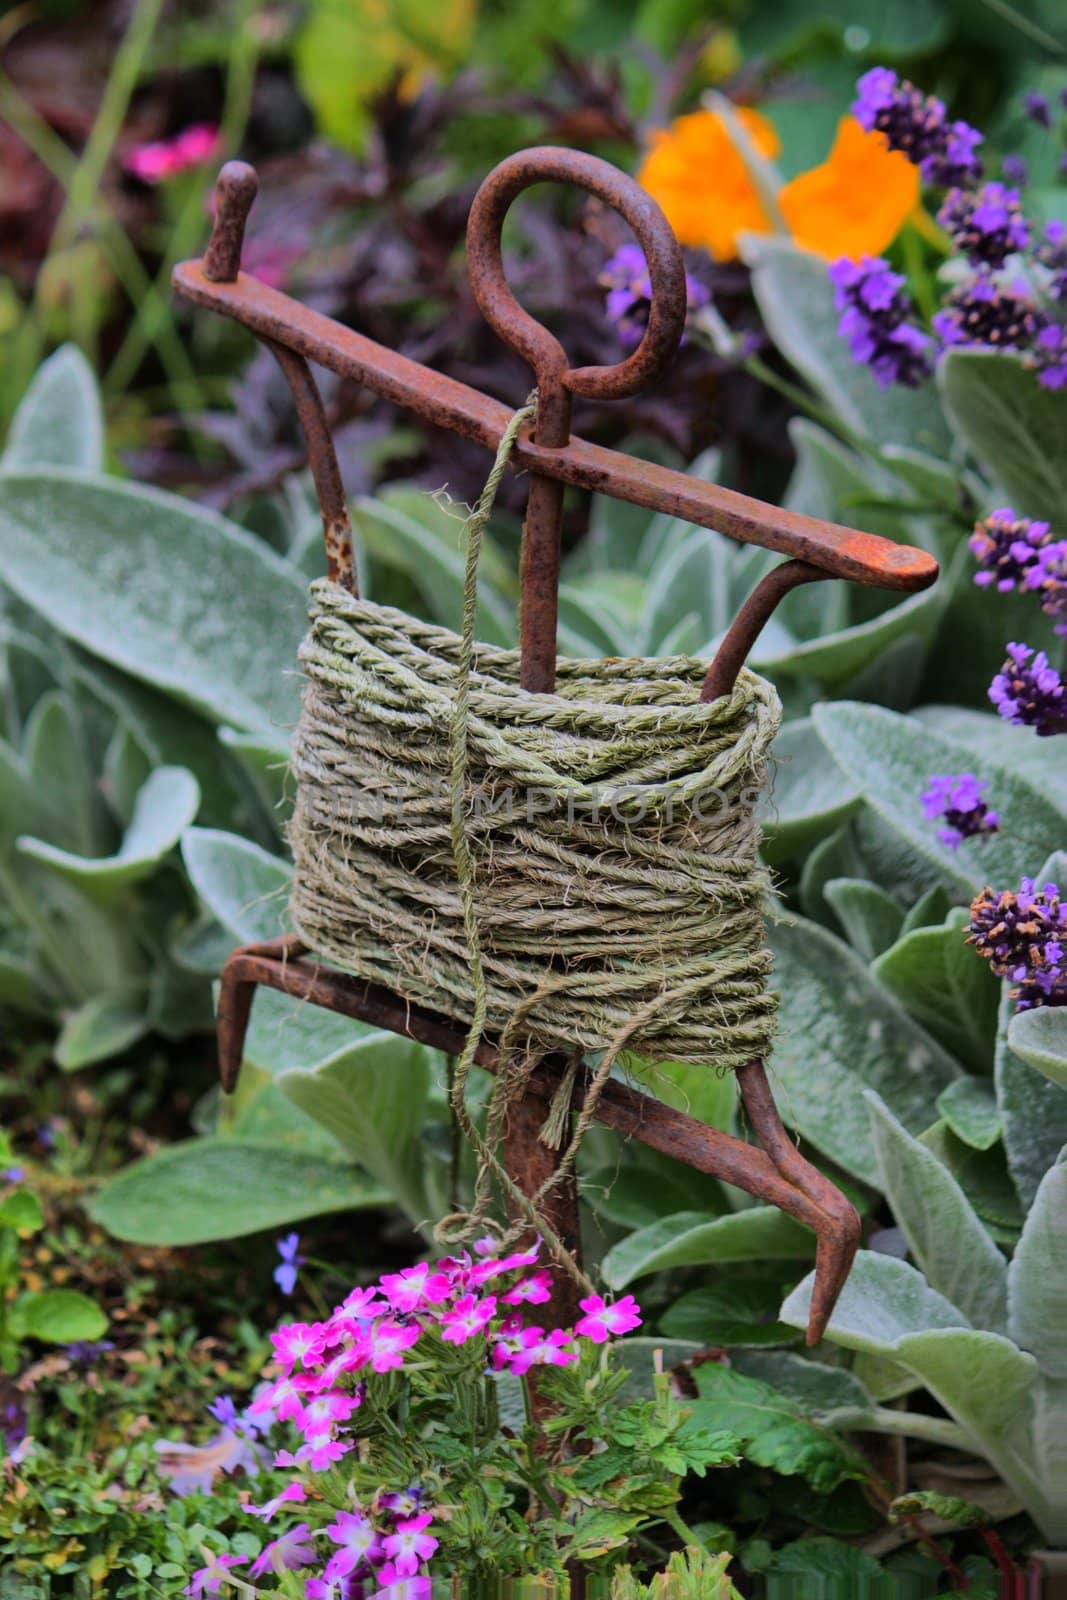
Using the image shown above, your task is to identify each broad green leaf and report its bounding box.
[218,727,291,824]
[760,1537,886,1587]
[689,1364,866,1494]
[744,237,951,453]
[0,1190,43,1232]
[585,1152,730,1231]
[2,345,103,473]
[767,915,960,1179]
[996,985,1067,1210]
[889,1490,989,1529]
[937,1078,1002,1151]
[759,719,861,864]
[601,1208,813,1290]
[54,991,149,1070]
[728,1351,874,1423]
[625,1055,736,1133]
[0,471,307,734]
[18,767,200,904]
[21,689,93,854]
[813,701,1067,895]
[220,1074,349,1161]
[1008,1005,1067,1090]
[278,1033,435,1226]
[756,586,942,690]
[1008,1160,1067,1377]
[917,706,1067,809]
[866,1091,1008,1333]
[661,1279,796,1348]
[822,879,904,962]
[921,1121,1024,1239]
[88,1139,387,1245]
[102,721,153,826]
[900,884,954,935]
[0,952,48,1015]
[242,985,376,1076]
[895,1328,1038,1440]
[781,1251,968,1355]
[872,915,1000,1074]
[938,348,1067,517]
[181,827,291,942]
[14,1288,107,1344]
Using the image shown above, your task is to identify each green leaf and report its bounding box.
[920,1121,1024,1239]
[625,1055,737,1133]
[0,952,48,1015]
[813,701,1067,895]
[689,1364,866,1494]
[601,1208,814,1290]
[761,1536,887,1588]
[2,346,103,473]
[937,1078,1002,1151]
[866,1091,1008,1333]
[21,689,93,854]
[872,915,1000,1074]
[1007,1005,1067,1090]
[767,915,960,1180]
[822,879,904,962]
[278,1033,436,1226]
[916,706,1067,809]
[0,471,307,734]
[744,237,951,453]
[181,827,291,942]
[1007,1159,1067,1377]
[15,1288,107,1344]
[781,1250,968,1356]
[895,1328,1038,1440]
[890,1489,989,1529]
[760,719,861,864]
[18,766,200,905]
[0,1190,43,1232]
[88,1140,387,1245]
[54,992,149,1070]
[242,985,376,1076]
[660,1279,796,1348]
[728,1351,874,1423]
[218,727,291,823]
[938,348,1067,517]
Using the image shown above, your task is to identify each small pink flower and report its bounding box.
[272,1321,325,1371]
[575,1293,642,1343]
[439,1293,496,1345]
[298,1389,361,1439]
[249,1522,317,1577]
[324,1509,382,1580]
[124,122,220,184]
[373,1565,433,1596]
[184,1552,247,1596]
[502,1270,553,1306]
[336,1285,386,1319]
[382,1513,438,1577]
[249,1373,305,1423]
[507,1326,578,1375]
[368,1319,420,1373]
[246,1480,307,1520]
[275,1436,353,1471]
[380,1263,448,1313]
[473,1235,498,1256]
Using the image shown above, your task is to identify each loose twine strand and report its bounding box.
[288,394,781,1287]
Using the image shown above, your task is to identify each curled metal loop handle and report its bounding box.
[466,145,688,400]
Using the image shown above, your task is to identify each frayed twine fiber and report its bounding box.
[287,396,781,1271]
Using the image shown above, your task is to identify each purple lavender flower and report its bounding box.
[969,506,1051,591]
[1023,91,1051,129]
[853,67,983,187]
[599,243,709,350]
[1002,155,1029,186]
[828,255,934,388]
[63,1340,114,1365]
[2,1400,26,1451]
[932,272,1037,351]
[1030,322,1067,389]
[274,1232,305,1297]
[921,773,1000,850]
[989,642,1067,735]
[1035,219,1067,300]
[0,1168,24,1185]
[969,878,1067,1008]
[1024,539,1067,634]
[937,183,1029,267]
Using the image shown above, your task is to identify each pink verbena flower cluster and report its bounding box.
[222,1243,641,1595]
[124,123,221,184]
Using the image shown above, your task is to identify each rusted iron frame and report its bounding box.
[264,341,356,594]
[217,938,859,1345]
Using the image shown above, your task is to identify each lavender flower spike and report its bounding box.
[989,642,1067,735]
[1024,539,1067,634]
[969,878,1067,1009]
[932,272,1037,352]
[969,506,1051,592]
[937,182,1029,268]
[829,255,934,388]
[599,243,709,350]
[853,67,983,187]
[921,773,999,850]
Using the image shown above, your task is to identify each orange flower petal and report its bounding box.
[779,116,920,261]
[638,106,782,261]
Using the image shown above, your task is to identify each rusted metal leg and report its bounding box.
[701,559,826,702]
[216,934,308,1091]
[504,1083,584,1330]
[737,1059,861,1343]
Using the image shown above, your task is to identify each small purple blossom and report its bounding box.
[249,1522,317,1578]
[829,255,934,388]
[1030,322,1067,389]
[969,506,1051,591]
[1024,539,1067,634]
[921,773,999,850]
[989,642,1067,735]
[63,1340,114,1365]
[932,271,1037,351]
[937,183,1029,267]
[853,67,983,187]
[274,1232,305,1297]
[1023,91,1051,129]
[0,1168,24,1184]
[184,1552,248,1597]
[1035,219,1067,301]
[2,1400,26,1451]
[969,879,1067,1008]
[599,243,709,350]
[1002,155,1029,186]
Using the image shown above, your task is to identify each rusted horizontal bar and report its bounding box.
[173,262,937,594]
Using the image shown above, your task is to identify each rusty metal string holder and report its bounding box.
[174,148,938,1345]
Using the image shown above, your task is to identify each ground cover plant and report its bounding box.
[2,0,1067,1593]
